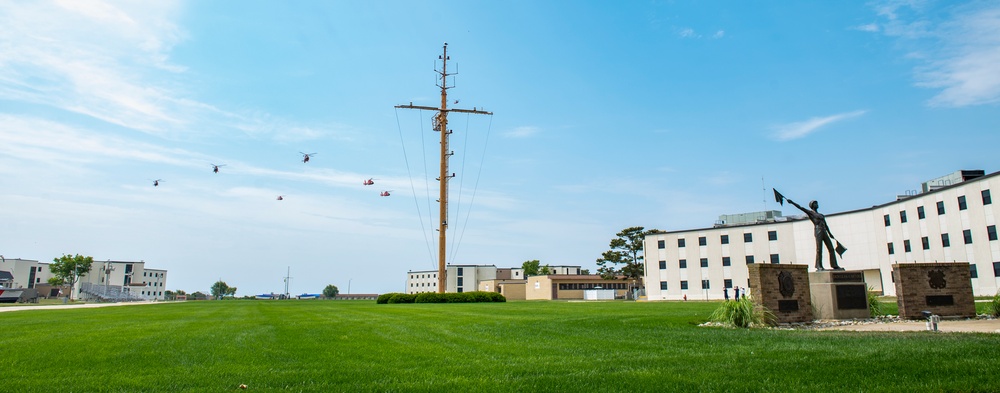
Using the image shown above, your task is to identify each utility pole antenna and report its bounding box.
[396,43,492,293]
[283,266,292,299]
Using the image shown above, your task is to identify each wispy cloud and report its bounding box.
[712,30,725,39]
[853,23,880,32]
[503,126,540,138]
[866,1,1000,107]
[771,110,867,141]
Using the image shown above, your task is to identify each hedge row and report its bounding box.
[376,291,506,304]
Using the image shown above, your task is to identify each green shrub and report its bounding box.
[376,293,399,304]
[415,293,447,303]
[387,293,417,304]
[709,296,774,328]
[990,292,1000,317]
[380,291,506,304]
[867,286,883,317]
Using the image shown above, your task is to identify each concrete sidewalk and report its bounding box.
[819,318,1000,333]
[0,301,165,313]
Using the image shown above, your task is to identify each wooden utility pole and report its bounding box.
[396,43,492,293]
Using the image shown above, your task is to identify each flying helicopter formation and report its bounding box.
[150,153,392,198]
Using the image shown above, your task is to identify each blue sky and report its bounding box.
[2,1,998,296]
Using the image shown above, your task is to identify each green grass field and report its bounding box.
[2,300,997,392]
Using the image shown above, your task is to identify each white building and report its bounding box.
[644,169,1000,300]
[0,257,168,301]
[407,264,527,294]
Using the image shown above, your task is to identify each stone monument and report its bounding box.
[893,262,976,319]
[748,263,813,323]
[809,270,870,319]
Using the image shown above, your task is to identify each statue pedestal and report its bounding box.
[748,264,813,323]
[893,263,976,319]
[809,270,869,320]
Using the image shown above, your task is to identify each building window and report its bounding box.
[457,277,464,286]
[659,260,667,270]
[904,240,911,253]
[768,231,778,241]
[679,259,687,269]
[983,189,992,205]
[744,233,753,242]
[970,265,978,279]
[680,281,689,290]
[724,279,733,288]
[989,225,998,241]
[887,242,894,255]
[657,240,665,249]
[700,258,709,268]
[964,229,973,244]
[721,235,729,244]
[457,288,463,293]
[921,236,930,250]
[745,255,755,264]
[937,201,946,215]
[722,257,731,267]
[701,280,710,290]
[917,206,925,219]
[678,238,686,247]
[457,268,464,276]
[884,214,891,226]
[994,262,1000,277]
[900,211,907,223]
[958,196,967,210]
[768,254,779,264]
[660,281,668,290]
[942,233,951,247]
[698,236,707,246]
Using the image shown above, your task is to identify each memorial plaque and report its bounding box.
[835,284,867,310]
[832,272,864,283]
[926,295,955,306]
[778,300,799,312]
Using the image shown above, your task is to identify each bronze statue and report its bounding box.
[774,189,846,271]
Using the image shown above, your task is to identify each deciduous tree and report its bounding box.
[521,260,540,276]
[211,281,233,299]
[48,254,94,300]
[323,284,340,298]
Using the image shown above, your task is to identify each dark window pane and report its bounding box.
[993,262,1000,278]
[887,242,894,255]
[744,233,752,242]
[958,196,967,210]
[988,225,997,241]
[900,211,908,223]
[721,235,729,244]
[660,281,669,290]
[700,258,708,268]
[917,206,925,219]
[983,189,992,205]
[937,201,946,215]
[922,236,929,250]
[884,214,891,226]
[770,254,780,264]
[964,229,973,244]
[745,255,755,264]
[904,240,911,252]
[679,259,687,269]
[768,231,777,241]
[701,280,710,290]
[659,260,666,270]
[942,233,951,247]
[657,240,665,249]
[722,257,731,266]
[678,238,686,247]
[680,281,688,290]
[699,237,707,246]
[724,279,733,288]
[970,265,978,279]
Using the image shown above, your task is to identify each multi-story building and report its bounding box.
[0,257,168,301]
[406,265,524,294]
[644,169,1000,300]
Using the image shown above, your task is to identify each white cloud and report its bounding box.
[771,110,867,141]
[678,28,697,38]
[853,23,880,32]
[503,126,540,138]
[712,30,725,39]
[871,1,1000,107]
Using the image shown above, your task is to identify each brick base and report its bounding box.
[748,264,813,323]
[893,263,976,319]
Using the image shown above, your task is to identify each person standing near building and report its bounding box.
[724,287,730,301]
[734,286,740,300]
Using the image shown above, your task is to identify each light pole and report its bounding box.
[348,278,352,295]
